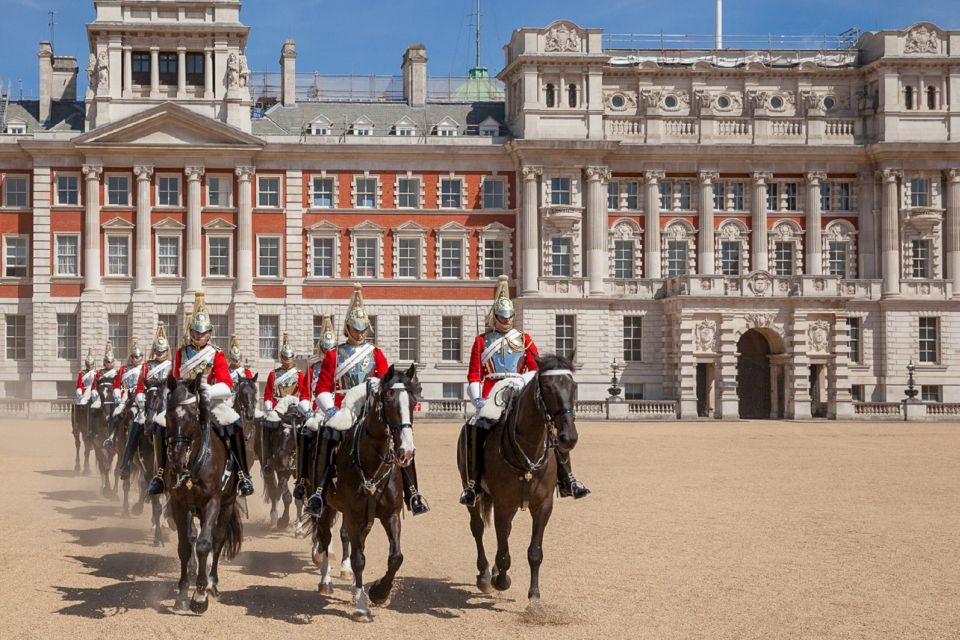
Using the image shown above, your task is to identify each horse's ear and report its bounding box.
[384,364,395,381]
[252,372,258,382]
[166,374,177,391]
[189,375,203,395]
[405,362,417,381]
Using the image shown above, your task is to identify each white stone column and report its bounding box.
[520,165,542,295]
[698,171,718,275]
[857,172,877,278]
[235,166,255,294]
[585,166,611,295]
[945,169,960,290]
[122,47,132,96]
[149,46,160,98]
[185,166,204,293]
[752,172,771,272]
[82,165,102,292]
[879,169,902,296]
[805,171,826,275]
[133,165,153,292]
[177,46,187,97]
[204,48,214,98]
[645,170,664,279]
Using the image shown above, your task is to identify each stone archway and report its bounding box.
[737,329,781,419]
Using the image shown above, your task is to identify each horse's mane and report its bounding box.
[167,380,191,407]
[535,353,574,373]
[383,366,421,402]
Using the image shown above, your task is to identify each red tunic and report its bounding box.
[231,366,255,380]
[76,369,95,391]
[112,365,129,391]
[264,368,309,404]
[467,333,539,399]
[314,346,388,408]
[136,347,231,394]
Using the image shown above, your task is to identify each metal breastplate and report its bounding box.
[336,343,375,390]
[230,366,245,383]
[484,331,526,374]
[273,367,299,397]
[99,368,117,381]
[80,369,97,389]
[121,366,141,392]
[179,345,216,381]
[145,360,171,384]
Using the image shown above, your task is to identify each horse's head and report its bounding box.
[234,374,258,422]
[142,380,165,425]
[534,354,579,454]
[273,419,298,470]
[378,363,420,466]
[95,378,116,419]
[164,375,204,484]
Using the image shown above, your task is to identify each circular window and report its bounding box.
[664,95,678,109]
[770,96,784,110]
[611,94,625,108]
[717,95,731,109]
[823,96,836,110]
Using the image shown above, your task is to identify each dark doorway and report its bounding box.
[737,330,772,419]
[696,363,713,417]
[809,365,827,418]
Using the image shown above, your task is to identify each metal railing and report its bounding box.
[603,32,860,52]
[248,72,504,104]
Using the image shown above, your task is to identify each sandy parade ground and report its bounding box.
[1,418,959,639]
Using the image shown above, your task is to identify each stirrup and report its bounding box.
[304,490,324,517]
[147,472,165,495]
[237,471,255,497]
[293,479,306,501]
[459,482,479,507]
[408,492,430,516]
[558,476,591,500]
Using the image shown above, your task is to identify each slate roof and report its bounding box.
[2,100,85,133]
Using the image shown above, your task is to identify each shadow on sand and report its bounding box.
[36,469,87,478]
[41,489,103,502]
[219,584,351,624]
[232,549,312,580]
[386,576,504,619]
[54,580,170,619]
[55,504,120,522]
[61,526,147,547]
[68,552,175,582]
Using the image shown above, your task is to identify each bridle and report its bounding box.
[534,369,576,427]
[167,390,209,491]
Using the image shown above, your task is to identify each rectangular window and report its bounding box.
[440,239,462,278]
[355,238,378,277]
[919,317,938,364]
[106,236,129,276]
[396,178,419,209]
[441,316,462,362]
[607,182,619,210]
[483,239,505,278]
[185,53,204,83]
[107,176,129,206]
[3,176,28,207]
[157,176,180,207]
[440,179,462,209]
[550,178,571,205]
[311,237,334,278]
[713,182,726,211]
[4,236,27,278]
[159,314,180,353]
[57,175,79,206]
[820,182,831,211]
[258,176,280,208]
[551,237,571,276]
[259,315,279,359]
[56,235,79,276]
[132,52,150,82]
[555,315,575,359]
[57,314,78,360]
[766,183,779,211]
[847,317,861,364]
[5,315,26,361]
[397,238,420,278]
[911,240,931,279]
[720,240,740,276]
[442,382,463,399]
[910,179,929,208]
[666,240,687,276]
[730,182,745,210]
[482,179,505,209]
[658,182,672,210]
[366,316,378,345]
[624,182,639,209]
[624,383,644,400]
[828,241,847,277]
[613,240,634,279]
[210,314,229,352]
[257,236,280,277]
[208,176,231,207]
[623,316,643,362]
[851,385,864,402]
[355,178,377,208]
[836,183,851,211]
[399,316,419,362]
[312,177,334,208]
[208,236,231,277]
[783,183,798,211]
[108,314,129,360]
[157,237,180,276]
[677,181,691,210]
[158,52,177,79]
[921,385,942,403]
[773,241,794,276]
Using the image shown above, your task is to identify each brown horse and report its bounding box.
[457,354,580,601]
[258,404,301,530]
[91,378,119,499]
[71,402,93,475]
[232,375,259,472]
[128,380,167,547]
[313,364,420,622]
[163,375,243,614]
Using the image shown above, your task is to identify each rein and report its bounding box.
[168,392,211,492]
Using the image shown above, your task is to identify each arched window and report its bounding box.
[927,86,937,110]
[545,84,555,108]
[904,86,914,111]
[568,83,577,108]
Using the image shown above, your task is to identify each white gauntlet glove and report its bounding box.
[264,400,274,413]
[135,392,145,408]
[75,388,83,399]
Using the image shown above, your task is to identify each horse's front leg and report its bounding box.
[527,496,554,601]
[190,496,220,614]
[315,506,336,594]
[339,521,352,578]
[277,472,292,530]
[368,511,403,605]
[491,503,518,592]
[72,418,82,472]
[172,502,192,611]
[469,503,492,593]
[151,495,165,547]
[345,512,372,622]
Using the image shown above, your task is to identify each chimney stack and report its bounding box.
[38,41,78,124]
[402,44,428,107]
[280,39,296,107]
[38,42,53,123]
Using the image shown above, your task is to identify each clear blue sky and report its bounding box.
[1,0,958,97]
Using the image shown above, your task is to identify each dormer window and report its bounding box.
[478,117,500,137]
[392,118,417,136]
[433,117,459,137]
[4,121,25,135]
[353,126,373,136]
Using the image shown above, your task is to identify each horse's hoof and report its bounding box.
[270,514,278,527]
[189,597,209,615]
[318,582,334,595]
[131,503,144,516]
[351,610,372,623]
[492,573,511,592]
[153,539,163,548]
[277,517,290,530]
[477,574,494,594]
[174,599,190,612]
[74,464,81,473]
[208,585,220,599]
[368,581,391,605]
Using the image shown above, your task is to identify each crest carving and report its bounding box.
[694,320,718,353]
[745,312,776,329]
[904,25,939,54]
[807,321,830,353]
[748,272,772,296]
[545,23,580,52]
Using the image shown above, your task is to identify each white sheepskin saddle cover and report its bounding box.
[90,395,103,410]
[76,390,92,407]
[477,371,536,422]
[212,402,240,426]
[265,395,299,423]
[325,383,369,432]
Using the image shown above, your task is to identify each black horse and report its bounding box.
[91,378,119,499]
[258,402,301,530]
[232,375,259,472]
[71,398,93,475]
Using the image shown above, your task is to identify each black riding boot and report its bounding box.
[103,413,119,449]
[293,430,308,500]
[147,429,166,495]
[459,424,488,507]
[118,419,142,480]
[555,450,590,499]
[228,422,254,496]
[402,461,430,516]
[304,434,332,517]
[260,421,271,475]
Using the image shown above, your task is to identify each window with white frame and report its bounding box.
[4,236,27,278]
[827,241,848,277]
[783,182,798,210]
[366,315,378,345]
[5,121,26,135]
[921,385,942,402]
[773,241,794,276]
[398,316,419,362]
[482,178,506,209]
[847,317,861,364]
[730,182,745,210]
[483,239,505,278]
[910,239,931,278]
[57,314,78,360]
[550,178,571,206]
[658,182,672,210]
[676,181,692,210]
[312,177,335,208]
[666,240,688,276]
[259,315,279,359]
[441,316,462,362]
[720,240,741,276]
[355,177,377,208]
[157,175,180,207]
[108,314,129,360]
[5,315,26,360]
[355,237,378,278]
[159,314,180,353]
[716,222,748,276]
[819,183,831,211]
[623,316,642,362]
[766,182,779,211]
[207,175,232,208]
[623,181,639,209]
[309,119,331,136]
[440,238,463,278]
[613,240,635,279]
[910,179,929,207]
[157,236,181,277]
[919,317,938,363]
[207,236,231,277]
[624,383,644,400]
[396,178,420,209]
[3,176,28,208]
[258,176,281,208]
[609,220,642,279]
[440,178,462,209]
[55,234,79,276]
[713,182,726,210]
[210,314,229,352]
[396,237,421,278]
[106,175,130,206]
[551,237,571,276]
[442,382,463,399]
[106,235,130,276]
[607,182,619,210]
[56,174,80,206]
[834,183,851,211]
[257,236,281,277]
[311,236,335,278]
[555,315,575,359]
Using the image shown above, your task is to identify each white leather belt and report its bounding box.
[484,372,520,380]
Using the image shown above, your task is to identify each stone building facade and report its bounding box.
[0,1,958,419]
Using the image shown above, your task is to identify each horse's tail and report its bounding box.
[478,492,493,528]
[222,502,244,560]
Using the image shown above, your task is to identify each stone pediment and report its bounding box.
[74,102,264,149]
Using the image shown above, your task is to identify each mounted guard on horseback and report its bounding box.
[119,323,172,481]
[104,338,145,449]
[72,348,98,473]
[261,332,310,474]
[227,336,255,384]
[293,315,338,500]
